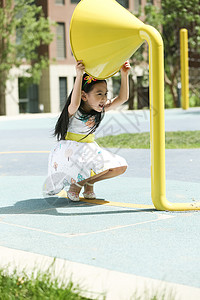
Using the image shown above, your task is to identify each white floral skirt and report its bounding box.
[45,140,127,195]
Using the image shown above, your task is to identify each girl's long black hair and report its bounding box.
[54,73,106,141]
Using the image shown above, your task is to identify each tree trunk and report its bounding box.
[128,75,135,110]
[169,83,178,108]
[164,71,179,108]
[0,82,6,115]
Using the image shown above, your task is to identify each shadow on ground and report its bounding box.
[0,197,156,216]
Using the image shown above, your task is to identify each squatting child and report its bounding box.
[47,60,131,201]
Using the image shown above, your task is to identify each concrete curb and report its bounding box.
[1,246,200,300]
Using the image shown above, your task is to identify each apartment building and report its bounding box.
[3,0,159,115]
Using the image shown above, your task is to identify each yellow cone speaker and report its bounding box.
[70,0,145,79]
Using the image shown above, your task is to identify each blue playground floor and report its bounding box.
[0,108,200,299]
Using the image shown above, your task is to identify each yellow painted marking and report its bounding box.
[56,190,68,198]
[80,199,154,209]
[0,151,50,154]
[57,190,154,209]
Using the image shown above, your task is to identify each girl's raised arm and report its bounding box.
[68,61,85,116]
[104,61,131,112]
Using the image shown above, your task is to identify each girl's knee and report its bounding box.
[110,165,127,175]
[120,165,127,174]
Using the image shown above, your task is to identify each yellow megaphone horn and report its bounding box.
[70,0,145,79]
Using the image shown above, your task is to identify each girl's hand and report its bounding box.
[121,61,131,75]
[76,60,85,76]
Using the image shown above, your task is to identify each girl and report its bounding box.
[47,60,131,201]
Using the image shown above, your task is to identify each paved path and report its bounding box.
[0,108,200,299]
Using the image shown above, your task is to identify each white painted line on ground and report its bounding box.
[0,214,174,239]
[0,151,50,154]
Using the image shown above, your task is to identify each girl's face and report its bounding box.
[82,82,108,112]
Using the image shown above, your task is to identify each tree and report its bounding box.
[135,0,200,107]
[0,0,54,115]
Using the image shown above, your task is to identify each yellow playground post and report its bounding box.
[70,0,200,211]
[180,28,189,110]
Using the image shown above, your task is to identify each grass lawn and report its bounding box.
[96,131,200,149]
[0,268,90,300]
[0,267,176,300]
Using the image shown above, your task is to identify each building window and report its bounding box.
[18,78,39,113]
[70,0,80,3]
[55,0,65,4]
[16,28,25,58]
[56,23,66,59]
[134,0,141,13]
[18,78,28,113]
[116,0,129,8]
[59,77,67,110]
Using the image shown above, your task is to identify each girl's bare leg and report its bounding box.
[68,170,109,194]
[87,166,127,184]
[84,166,127,193]
[68,166,127,194]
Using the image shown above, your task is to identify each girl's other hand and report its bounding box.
[76,60,85,76]
[121,61,131,74]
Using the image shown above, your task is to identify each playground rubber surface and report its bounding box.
[0,108,200,299]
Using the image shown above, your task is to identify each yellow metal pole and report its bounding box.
[140,26,200,211]
[139,26,168,210]
[180,28,189,110]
